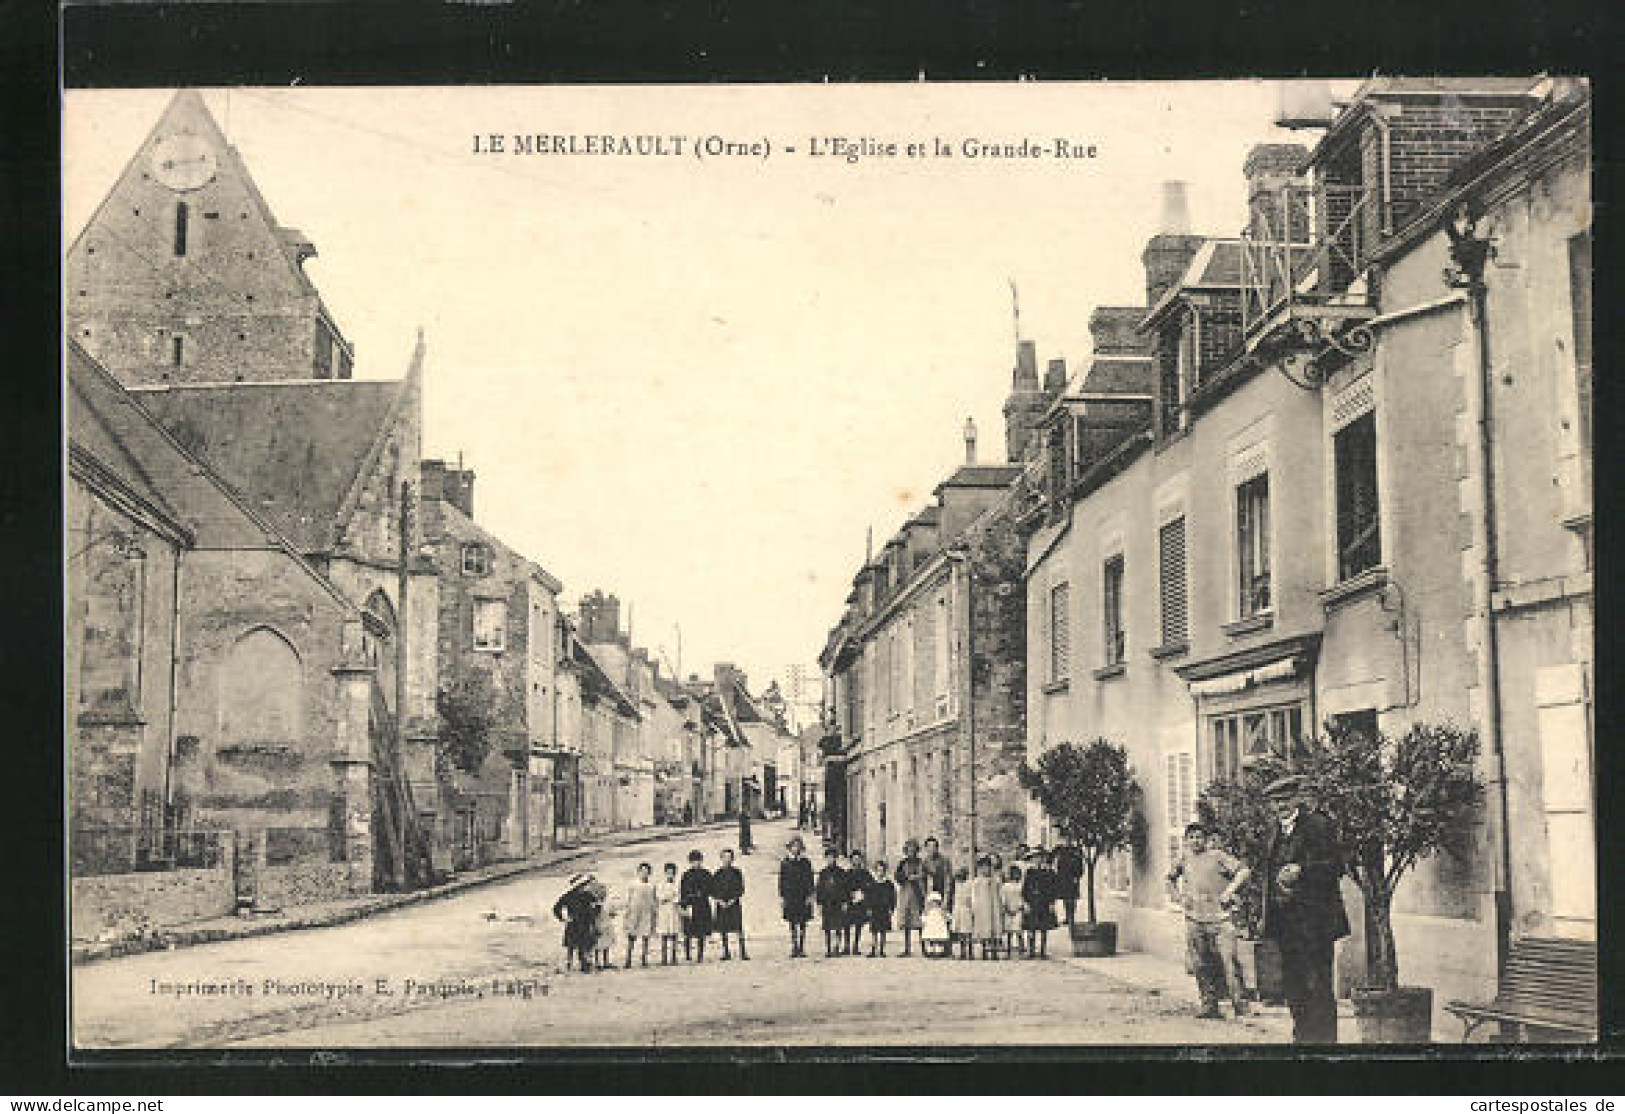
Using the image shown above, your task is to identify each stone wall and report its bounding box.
[72,860,234,941]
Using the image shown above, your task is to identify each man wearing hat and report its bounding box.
[552,872,602,973]
[1259,776,1350,1043]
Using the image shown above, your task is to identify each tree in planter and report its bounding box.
[1018,739,1141,925]
[435,672,498,777]
[1293,720,1485,994]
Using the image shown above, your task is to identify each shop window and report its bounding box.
[1206,701,1306,782]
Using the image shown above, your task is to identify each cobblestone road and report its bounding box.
[72,821,1290,1049]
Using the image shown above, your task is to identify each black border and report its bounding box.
[13,0,1619,1095]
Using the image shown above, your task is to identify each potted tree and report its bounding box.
[1019,738,1140,957]
[1196,771,1283,1004]
[1295,720,1485,1043]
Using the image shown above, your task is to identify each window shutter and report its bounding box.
[1158,516,1188,646]
[1165,751,1194,866]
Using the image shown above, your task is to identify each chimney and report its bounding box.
[419,458,447,503]
[1044,357,1067,395]
[578,590,622,644]
[963,417,978,464]
[1243,144,1311,243]
[1013,339,1039,389]
[1142,181,1205,308]
[441,465,475,519]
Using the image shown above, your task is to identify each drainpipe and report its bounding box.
[1452,218,1514,971]
[162,546,183,855]
[947,546,977,860]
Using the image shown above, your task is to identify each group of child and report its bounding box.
[551,847,750,974]
[804,839,1070,961]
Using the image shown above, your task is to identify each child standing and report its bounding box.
[1000,864,1026,958]
[865,857,897,957]
[815,847,848,957]
[1021,850,1059,959]
[593,882,620,973]
[679,849,713,963]
[920,891,951,958]
[844,851,872,959]
[969,856,1003,959]
[1166,822,1251,1019]
[950,866,974,960]
[654,862,682,965]
[552,872,600,973]
[623,862,658,969]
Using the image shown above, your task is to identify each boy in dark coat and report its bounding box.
[815,848,848,957]
[844,850,872,958]
[1021,850,1060,958]
[779,836,816,958]
[711,847,749,960]
[679,849,714,962]
[1054,841,1085,926]
[865,857,898,957]
[552,872,601,973]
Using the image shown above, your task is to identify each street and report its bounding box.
[73,821,1290,1048]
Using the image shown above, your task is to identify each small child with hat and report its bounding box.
[920,891,952,958]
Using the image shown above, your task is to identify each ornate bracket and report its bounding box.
[1252,314,1375,391]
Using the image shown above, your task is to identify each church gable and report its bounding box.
[66,90,353,387]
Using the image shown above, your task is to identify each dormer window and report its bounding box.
[461,542,491,577]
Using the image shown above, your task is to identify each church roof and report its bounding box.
[130,374,409,553]
[67,342,354,608]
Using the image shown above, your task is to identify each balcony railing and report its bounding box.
[1241,182,1375,341]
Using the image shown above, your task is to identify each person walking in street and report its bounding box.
[844,850,872,958]
[1022,850,1060,958]
[679,849,714,963]
[893,839,929,957]
[921,837,954,909]
[1260,776,1350,1044]
[624,862,659,969]
[655,861,683,965]
[1000,864,1026,958]
[738,807,754,855]
[816,847,848,957]
[552,872,601,973]
[1167,823,1251,1019]
[1054,840,1084,927]
[712,847,749,960]
[865,857,897,957]
[779,835,815,958]
[969,855,1004,960]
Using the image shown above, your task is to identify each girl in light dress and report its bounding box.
[920,891,952,958]
[594,882,622,972]
[654,861,683,965]
[950,866,975,960]
[968,855,1004,960]
[623,861,659,968]
[1000,864,1026,958]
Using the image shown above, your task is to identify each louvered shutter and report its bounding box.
[1159,516,1188,646]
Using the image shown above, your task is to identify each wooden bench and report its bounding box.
[1446,936,1597,1042]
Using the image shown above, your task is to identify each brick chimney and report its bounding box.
[1244,143,1311,243]
[443,466,475,519]
[578,590,622,644]
[420,458,447,502]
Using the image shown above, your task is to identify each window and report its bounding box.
[1331,708,1378,744]
[1207,702,1305,782]
[473,598,507,651]
[1048,581,1070,683]
[900,616,915,714]
[934,594,950,697]
[1236,472,1271,616]
[171,335,185,369]
[1102,555,1125,666]
[1569,231,1592,487]
[1158,516,1188,647]
[1164,750,1195,867]
[174,201,189,256]
[461,543,491,577]
[1334,411,1381,580]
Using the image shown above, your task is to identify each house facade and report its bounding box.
[1023,77,1592,1029]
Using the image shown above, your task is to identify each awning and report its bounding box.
[1187,656,1301,698]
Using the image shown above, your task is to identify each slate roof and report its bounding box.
[937,464,1023,489]
[1080,357,1157,396]
[131,376,407,553]
[67,342,353,607]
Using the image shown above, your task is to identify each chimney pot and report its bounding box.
[963,417,978,464]
[1157,180,1193,235]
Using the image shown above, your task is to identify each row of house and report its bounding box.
[818,76,1592,1030]
[65,90,797,941]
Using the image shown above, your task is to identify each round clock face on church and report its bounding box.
[149,133,217,191]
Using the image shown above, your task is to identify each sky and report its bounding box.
[63,81,1357,694]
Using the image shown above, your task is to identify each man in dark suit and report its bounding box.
[1259,776,1350,1044]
